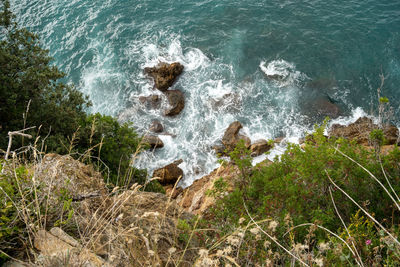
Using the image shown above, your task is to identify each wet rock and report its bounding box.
[142,135,164,149]
[222,121,251,151]
[266,73,285,81]
[329,117,399,145]
[149,120,164,133]
[210,93,241,112]
[212,145,226,156]
[139,94,161,109]
[311,97,341,118]
[153,160,184,185]
[250,139,272,157]
[164,89,185,116]
[144,62,184,91]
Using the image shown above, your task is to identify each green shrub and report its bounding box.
[208,121,400,265]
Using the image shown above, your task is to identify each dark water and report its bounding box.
[11,0,400,185]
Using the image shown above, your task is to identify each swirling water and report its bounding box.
[11,0,400,186]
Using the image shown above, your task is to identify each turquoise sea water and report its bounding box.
[11,0,400,185]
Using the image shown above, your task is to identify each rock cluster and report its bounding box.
[140,62,185,153]
[329,117,399,145]
[214,121,273,157]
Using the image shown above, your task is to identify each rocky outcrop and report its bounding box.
[152,159,184,185]
[34,154,107,204]
[18,154,197,266]
[139,94,161,109]
[149,120,164,133]
[144,62,184,91]
[329,117,399,145]
[166,164,241,215]
[250,139,272,157]
[164,89,185,116]
[142,135,164,149]
[221,121,251,152]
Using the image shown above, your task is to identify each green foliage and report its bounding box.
[0,0,90,151]
[379,96,389,104]
[76,113,146,188]
[370,128,385,147]
[0,2,160,193]
[209,120,400,265]
[228,139,252,191]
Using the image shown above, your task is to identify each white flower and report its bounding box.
[318,242,330,252]
[227,236,240,247]
[268,221,279,232]
[198,249,209,258]
[250,227,260,235]
[314,257,324,267]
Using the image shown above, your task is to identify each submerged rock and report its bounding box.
[144,62,184,91]
[164,89,185,116]
[142,135,164,149]
[139,94,161,109]
[152,159,184,185]
[149,120,164,133]
[311,97,341,118]
[250,139,272,157]
[329,117,399,145]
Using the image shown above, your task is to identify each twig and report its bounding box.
[243,202,310,267]
[325,170,400,247]
[329,186,364,267]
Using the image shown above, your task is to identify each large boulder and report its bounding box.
[221,121,251,151]
[144,62,184,91]
[152,159,184,185]
[329,117,399,145]
[164,89,185,116]
[250,139,272,157]
[142,135,164,149]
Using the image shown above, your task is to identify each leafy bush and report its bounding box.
[0,1,160,192]
[208,121,400,265]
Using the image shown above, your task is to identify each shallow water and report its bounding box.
[11,0,400,185]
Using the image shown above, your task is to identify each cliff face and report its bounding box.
[6,154,197,267]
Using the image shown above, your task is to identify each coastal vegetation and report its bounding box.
[1,1,400,266]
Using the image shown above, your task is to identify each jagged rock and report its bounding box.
[34,229,104,267]
[250,139,272,157]
[142,135,164,149]
[149,120,164,133]
[164,89,185,116]
[170,164,240,215]
[139,94,161,109]
[153,160,184,185]
[34,154,107,205]
[144,62,184,91]
[329,117,399,145]
[221,121,251,152]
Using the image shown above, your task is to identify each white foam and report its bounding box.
[259,59,309,87]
